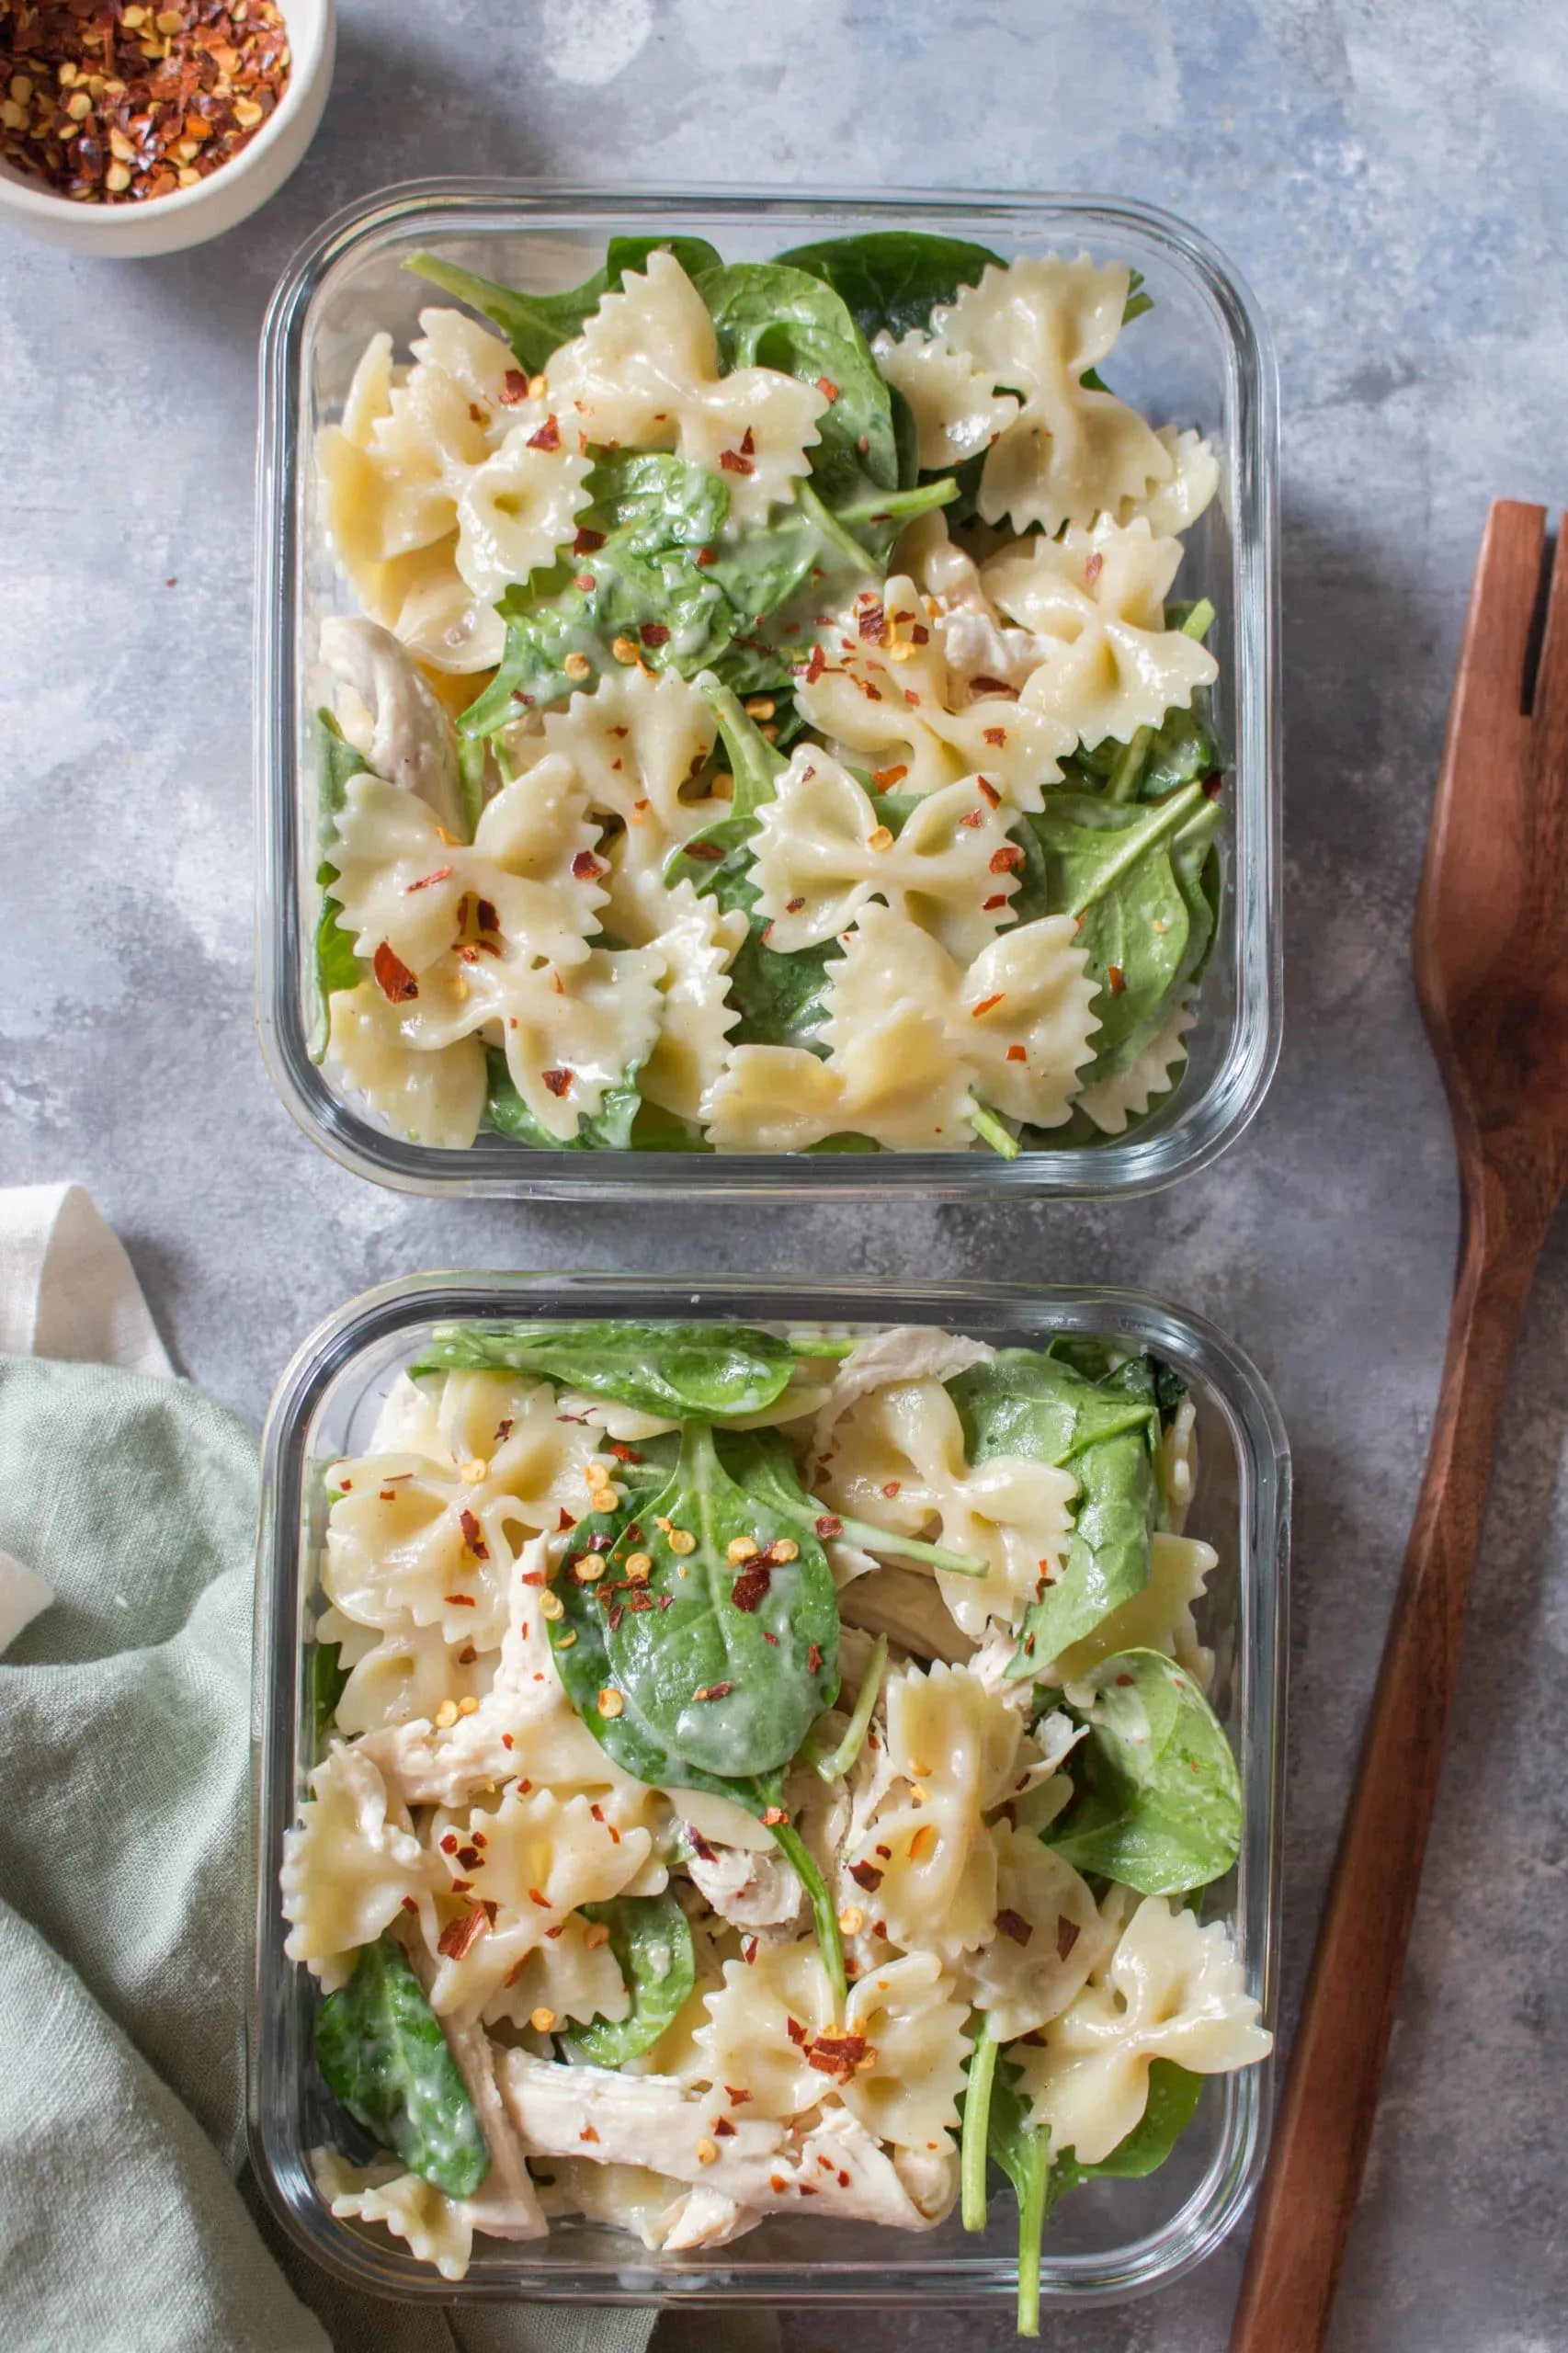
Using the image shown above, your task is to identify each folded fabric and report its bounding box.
[0,1186,710,2353]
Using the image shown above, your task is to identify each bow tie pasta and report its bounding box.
[311,236,1227,1158]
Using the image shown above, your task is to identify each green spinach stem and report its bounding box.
[1014,2124,1051,2337]
[961,2013,998,2230]
[767,1817,846,2015]
[809,1633,888,1781]
[968,1100,1021,1160]
[1104,723,1153,804]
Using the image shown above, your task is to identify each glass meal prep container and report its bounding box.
[256,182,1280,1199]
[249,1270,1289,2313]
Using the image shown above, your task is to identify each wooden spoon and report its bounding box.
[1230,499,1568,2352]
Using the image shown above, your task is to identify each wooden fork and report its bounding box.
[1230,500,1568,2352]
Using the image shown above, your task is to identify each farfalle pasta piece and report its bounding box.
[326,983,488,1151]
[935,256,1172,535]
[981,516,1219,748]
[693,1939,838,2118]
[425,1783,653,2022]
[311,2152,474,2281]
[1113,425,1220,536]
[548,251,826,528]
[639,883,748,1123]
[333,1617,490,1739]
[701,1002,976,1154]
[320,311,591,674]
[1075,997,1196,1135]
[820,1376,1076,1637]
[842,1662,1018,1955]
[449,943,668,1143]
[509,665,720,947]
[323,1381,607,1652]
[795,577,1073,811]
[483,1911,631,2034]
[839,1952,971,2150]
[749,751,1019,961]
[870,329,1019,467]
[818,903,1100,1132]
[1015,1893,1271,2164]
[330,758,605,982]
[281,1745,439,1988]
[1047,1531,1217,1701]
[960,1825,1109,2041]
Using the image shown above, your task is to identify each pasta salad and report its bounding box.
[309,232,1226,1159]
[283,1318,1269,2331]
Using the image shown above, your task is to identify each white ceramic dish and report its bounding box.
[0,0,333,257]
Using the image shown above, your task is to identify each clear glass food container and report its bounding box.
[256,182,1280,1199]
[249,1271,1289,2313]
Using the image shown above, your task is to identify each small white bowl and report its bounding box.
[0,0,334,257]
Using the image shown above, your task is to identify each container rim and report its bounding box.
[249,1268,1290,2308]
[255,179,1281,1200]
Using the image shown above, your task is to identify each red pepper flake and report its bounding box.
[858,601,887,645]
[848,1860,884,1893]
[501,1733,515,1749]
[785,2016,809,2047]
[872,764,908,789]
[1202,771,1225,800]
[437,1907,489,1960]
[406,866,454,893]
[739,426,756,456]
[1107,964,1127,995]
[881,1479,902,1498]
[804,643,827,686]
[814,1514,842,1540]
[1116,1671,1135,1686]
[692,1681,733,1701]
[372,942,418,1003]
[975,778,1001,808]
[684,838,725,862]
[1057,1916,1082,1961]
[815,376,840,402]
[639,621,670,647]
[607,1441,642,1463]
[713,2116,737,2137]
[495,1418,515,1443]
[1006,1043,1028,1063]
[989,845,1025,875]
[527,415,562,452]
[697,546,717,567]
[401,1895,418,1915]
[983,726,1007,747]
[572,849,606,881]
[501,369,530,404]
[875,1844,892,1860]
[983,892,1010,912]
[580,2123,600,2143]
[541,1068,574,1097]
[1085,551,1104,586]
[729,1563,772,1613]
[807,1641,823,1673]
[456,1845,483,1872]
[807,2031,868,2084]
[971,992,1005,1017]
[574,526,606,554]
[443,1592,477,1608]
[440,1835,460,1854]
[837,2168,852,2188]
[658,1593,675,1610]
[971,674,1019,699]
[725,2086,753,2104]
[459,1509,488,1561]
[528,1887,551,1909]
[997,1907,1033,1947]
[721,448,756,475]
[521,1568,548,1588]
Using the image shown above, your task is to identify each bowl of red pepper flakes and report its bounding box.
[0,0,333,255]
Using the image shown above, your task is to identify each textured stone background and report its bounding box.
[3,2,1566,2347]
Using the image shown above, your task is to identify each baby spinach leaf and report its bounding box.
[775,230,1003,344]
[1024,780,1218,1085]
[1049,1648,1242,1893]
[666,684,837,1052]
[629,1099,714,1154]
[590,1422,839,1779]
[561,1890,695,2066]
[315,1935,490,2199]
[948,1349,1160,1672]
[411,1320,796,1418]
[406,237,723,373]
[716,1428,987,1576]
[1042,2057,1205,2214]
[483,1046,643,1152]
[696,259,899,501]
[309,1637,350,1756]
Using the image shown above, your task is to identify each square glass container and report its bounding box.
[250,1272,1289,2313]
[256,181,1280,1199]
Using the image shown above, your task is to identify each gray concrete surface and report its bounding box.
[4,3,1566,2347]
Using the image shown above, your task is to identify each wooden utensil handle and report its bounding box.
[1231,1147,1560,2353]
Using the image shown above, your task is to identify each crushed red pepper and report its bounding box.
[0,1,291,206]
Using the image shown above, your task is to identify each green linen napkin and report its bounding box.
[0,1352,774,2353]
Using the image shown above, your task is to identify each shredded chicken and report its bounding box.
[320,614,463,832]
[660,2186,762,2250]
[685,1842,803,1933]
[404,1940,547,2240]
[838,1563,975,1665]
[498,2052,948,2229]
